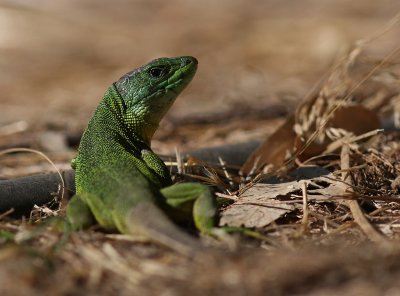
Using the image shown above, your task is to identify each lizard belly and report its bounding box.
[76,160,159,233]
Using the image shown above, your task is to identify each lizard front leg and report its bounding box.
[161,182,265,240]
[66,194,96,230]
[141,149,172,188]
[160,182,217,235]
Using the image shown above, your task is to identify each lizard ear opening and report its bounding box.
[112,83,128,113]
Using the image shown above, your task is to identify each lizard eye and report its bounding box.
[149,66,168,78]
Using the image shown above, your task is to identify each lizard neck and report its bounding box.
[111,83,169,147]
[95,86,150,151]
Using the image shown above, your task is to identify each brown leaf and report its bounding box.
[219,202,294,228]
[240,115,296,175]
[296,105,381,161]
[330,105,381,134]
[220,167,347,228]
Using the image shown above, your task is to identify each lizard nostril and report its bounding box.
[183,57,198,67]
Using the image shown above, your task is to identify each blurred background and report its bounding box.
[1,0,399,151]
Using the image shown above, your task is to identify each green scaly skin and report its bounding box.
[66,56,218,254]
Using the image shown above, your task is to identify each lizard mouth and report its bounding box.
[163,57,198,93]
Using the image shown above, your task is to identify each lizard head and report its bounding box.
[114,56,198,145]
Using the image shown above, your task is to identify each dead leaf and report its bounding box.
[220,166,349,228]
[240,114,296,175]
[296,105,381,161]
[219,202,294,228]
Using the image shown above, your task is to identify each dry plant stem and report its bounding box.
[324,129,383,155]
[300,181,309,233]
[368,205,393,217]
[321,221,356,237]
[174,147,184,174]
[340,143,386,243]
[308,210,340,228]
[79,243,143,289]
[218,156,234,189]
[0,208,14,220]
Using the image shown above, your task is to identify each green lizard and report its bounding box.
[66,56,218,254]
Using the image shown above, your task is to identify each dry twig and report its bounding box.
[340,143,386,243]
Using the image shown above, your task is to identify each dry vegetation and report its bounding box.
[1,1,400,295]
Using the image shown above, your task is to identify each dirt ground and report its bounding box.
[1,1,400,295]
